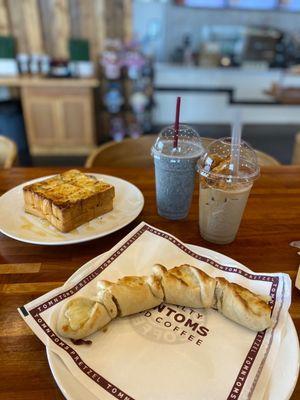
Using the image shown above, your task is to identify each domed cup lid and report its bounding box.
[151,124,204,159]
[197,137,260,183]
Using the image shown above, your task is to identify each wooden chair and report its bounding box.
[0,135,17,168]
[85,135,280,168]
[292,132,300,164]
[254,150,281,166]
[201,138,280,166]
[86,135,157,168]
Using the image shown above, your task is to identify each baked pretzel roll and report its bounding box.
[56,297,112,340]
[153,264,216,308]
[96,289,118,319]
[213,277,272,331]
[97,274,164,317]
[56,264,272,340]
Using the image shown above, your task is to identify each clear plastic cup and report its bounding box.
[151,124,204,220]
[197,137,260,244]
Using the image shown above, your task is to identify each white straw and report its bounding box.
[231,109,242,175]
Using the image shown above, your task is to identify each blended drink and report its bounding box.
[152,125,203,220]
[197,138,259,244]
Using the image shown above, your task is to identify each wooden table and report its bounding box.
[0,167,299,400]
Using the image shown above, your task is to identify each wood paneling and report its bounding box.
[5,0,43,53]
[6,0,28,53]
[38,0,53,54]
[28,101,57,144]
[69,0,81,38]
[21,85,95,150]
[106,0,125,39]
[62,97,94,144]
[123,0,132,43]
[22,0,44,54]
[1,0,132,61]
[0,0,10,35]
[73,0,106,61]
[94,0,106,54]
[51,0,70,58]
[39,0,70,58]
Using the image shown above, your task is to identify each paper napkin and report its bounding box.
[19,222,291,400]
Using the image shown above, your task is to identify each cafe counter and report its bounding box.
[154,63,300,125]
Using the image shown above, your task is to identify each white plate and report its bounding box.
[0,174,144,245]
[47,245,299,400]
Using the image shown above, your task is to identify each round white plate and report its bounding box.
[0,174,144,245]
[47,244,299,400]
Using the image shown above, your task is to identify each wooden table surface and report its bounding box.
[0,167,299,400]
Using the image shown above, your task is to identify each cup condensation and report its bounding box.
[152,125,204,220]
[197,138,260,244]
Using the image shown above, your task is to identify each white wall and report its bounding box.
[153,64,300,125]
[133,0,300,61]
[132,1,168,61]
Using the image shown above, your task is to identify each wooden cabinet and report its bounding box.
[19,79,99,155]
[26,99,57,146]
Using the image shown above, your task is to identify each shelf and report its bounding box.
[0,76,100,88]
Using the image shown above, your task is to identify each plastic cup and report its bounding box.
[151,124,204,220]
[197,137,260,244]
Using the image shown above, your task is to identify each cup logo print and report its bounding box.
[130,303,209,346]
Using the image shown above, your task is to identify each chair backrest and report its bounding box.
[292,132,300,165]
[86,135,157,168]
[0,135,17,168]
[254,150,281,166]
[199,137,280,166]
[85,135,280,168]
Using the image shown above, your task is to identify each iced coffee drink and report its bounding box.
[197,138,259,244]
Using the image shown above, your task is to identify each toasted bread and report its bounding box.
[23,170,115,232]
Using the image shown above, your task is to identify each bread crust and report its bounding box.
[57,264,272,340]
[214,277,272,331]
[56,297,111,340]
[153,264,216,308]
[97,275,164,317]
[23,170,115,232]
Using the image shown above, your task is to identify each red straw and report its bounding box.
[173,96,181,149]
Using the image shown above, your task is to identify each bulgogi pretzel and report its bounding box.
[56,264,272,340]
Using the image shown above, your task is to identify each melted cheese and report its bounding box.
[65,298,94,331]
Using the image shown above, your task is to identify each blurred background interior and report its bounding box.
[1,0,300,167]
